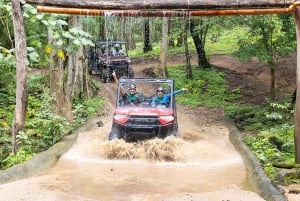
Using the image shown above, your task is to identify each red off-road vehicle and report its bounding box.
[87,40,134,82]
[108,78,179,142]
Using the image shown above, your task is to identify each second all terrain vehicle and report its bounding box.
[87,40,134,83]
[108,78,179,142]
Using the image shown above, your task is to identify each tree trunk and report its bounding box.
[184,17,192,79]
[99,17,105,39]
[270,64,275,100]
[294,8,300,164]
[11,0,28,153]
[157,17,168,78]
[48,28,65,115]
[168,17,175,47]
[83,57,90,98]
[190,18,210,68]
[125,18,136,50]
[64,16,87,122]
[143,17,152,53]
[177,32,184,47]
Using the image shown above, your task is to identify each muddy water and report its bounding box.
[0,103,265,201]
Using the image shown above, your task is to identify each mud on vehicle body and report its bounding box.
[87,40,134,83]
[108,78,179,142]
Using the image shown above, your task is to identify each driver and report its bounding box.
[112,71,141,106]
[123,83,142,106]
[112,43,124,56]
[151,87,187,107]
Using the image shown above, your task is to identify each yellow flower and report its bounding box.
[2,48,8,54]
[45,45,52,54]
[0,121,8,127]
[57,49,65,59]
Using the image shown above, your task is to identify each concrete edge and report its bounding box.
[0,133,78,185]
[225,119,288,201]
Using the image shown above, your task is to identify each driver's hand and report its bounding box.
[112,71,116,76]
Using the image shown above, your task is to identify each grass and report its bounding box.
[206,27,247,55]
[129,27,246,59]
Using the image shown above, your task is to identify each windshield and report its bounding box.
[117,78,174,108]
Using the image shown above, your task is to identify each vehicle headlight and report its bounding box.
[158,115,174,125]
[113,114,128,124]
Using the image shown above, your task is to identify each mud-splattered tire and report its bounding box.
[168,124,179,137]
[108,126,122,140]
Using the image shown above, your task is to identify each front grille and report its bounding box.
[128,116,157,125]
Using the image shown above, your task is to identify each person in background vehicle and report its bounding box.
[151,87,187,107]
[112,43,124,56]
[101,45,107,56]
[112,71,141,106]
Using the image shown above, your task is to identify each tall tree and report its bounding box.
[294,8,300,164]
[48,27,65,116]
[64,15,86,122]
[183,16,192,79]
[68,16,85,99]
[189,18,210,68]
[157,17,168,78]
[124,17,136,50]
[143,17,152,53]
[10,0,28,153]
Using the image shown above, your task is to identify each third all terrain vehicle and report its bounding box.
[87,40,134,83]
[108,78,179,142]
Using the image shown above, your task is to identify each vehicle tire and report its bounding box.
[168,124,179,137]
[108,124,122,140]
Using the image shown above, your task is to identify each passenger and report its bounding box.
[101,45,107,56]
[112,43,124,56]
[151,87,187,108]
[112,71,141,106]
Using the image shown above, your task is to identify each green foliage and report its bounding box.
[206,27,246,55]
[235,15,296,64]
[239,101,295,181]
[244,124,295,180]
[72,96,105,126]
[89,79,100,95]
[27,74,50,94]
[0,132,11,164]
[25,93,71,150]
[128,23,244,59]
[284,173,300,185]
[168,65,233,107]
[2,147,35,169]
[40,14,94,54]
[129,42,161,59]
[0,74,105,169]
[225,101,294,131]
